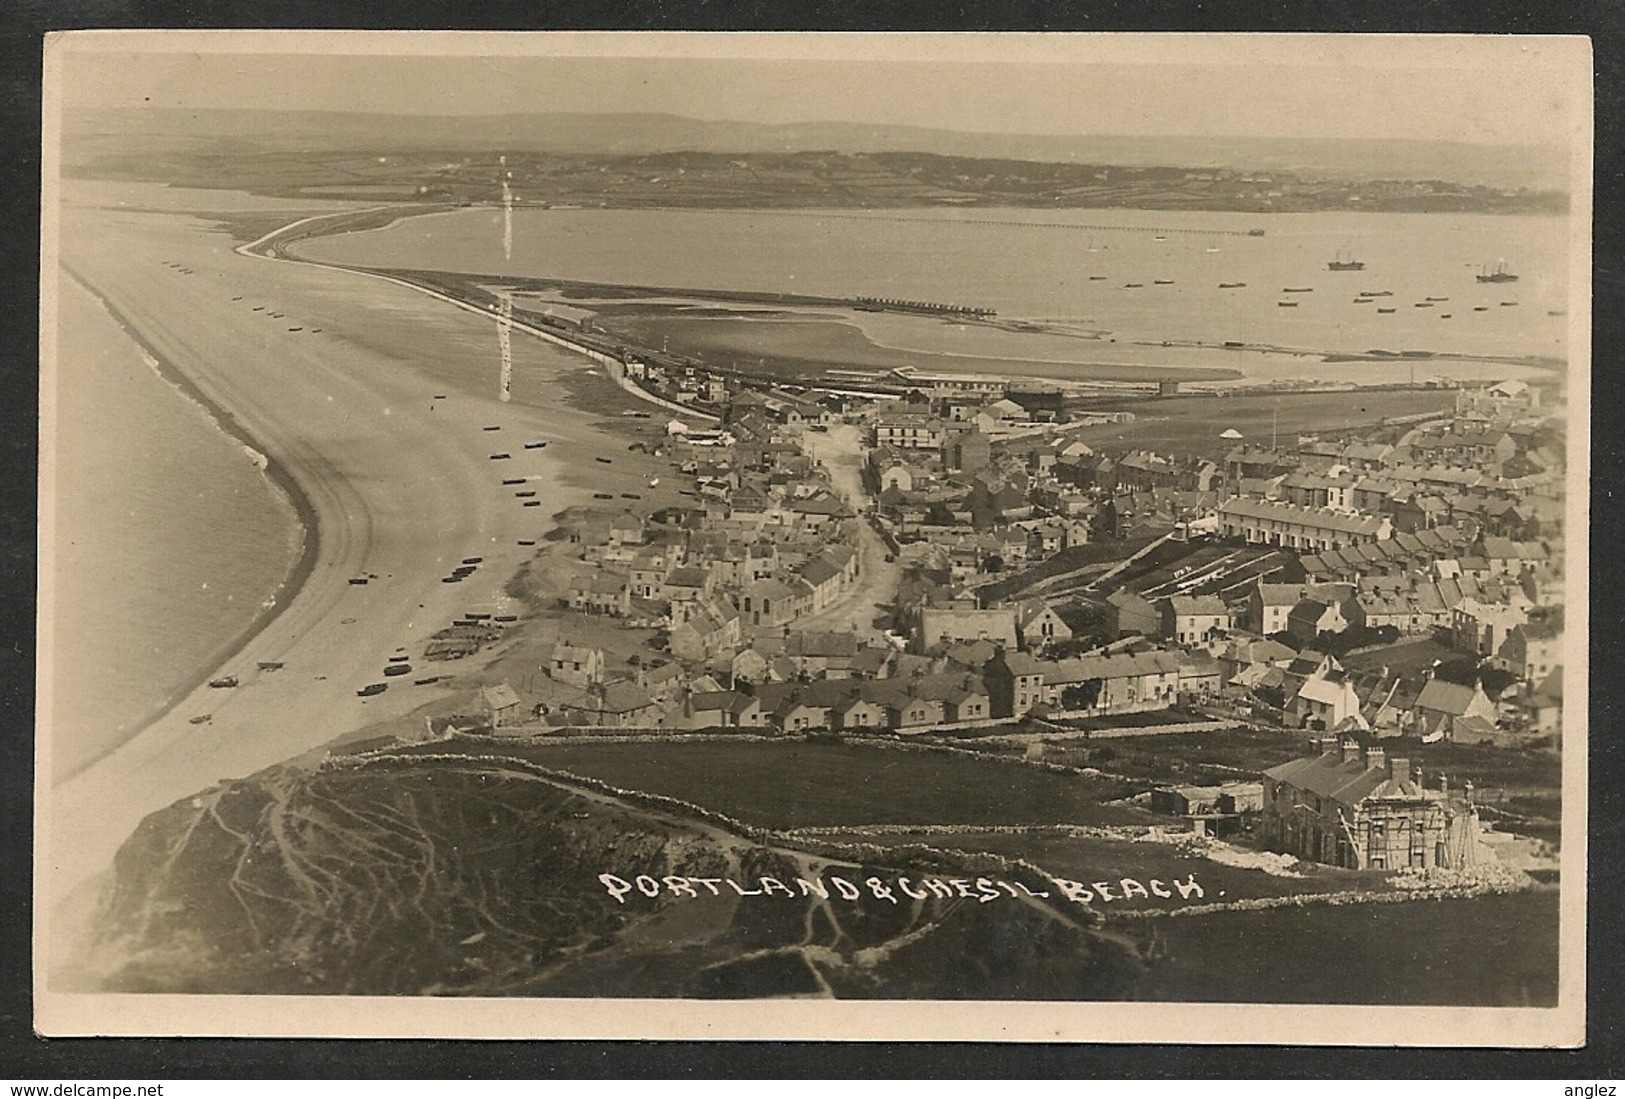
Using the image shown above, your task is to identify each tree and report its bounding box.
[1060,678,1104,711]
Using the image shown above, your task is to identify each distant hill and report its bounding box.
[65,108,1569,192]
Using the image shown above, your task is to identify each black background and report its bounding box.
[1,0,1620,1079]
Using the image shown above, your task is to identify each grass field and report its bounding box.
[1125,889,1560,1005]
[466,738,1156,830]
[1065,388,1457,459]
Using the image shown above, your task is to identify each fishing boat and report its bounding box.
[1501,301,1519,307]
[1477,260,1519,284]
[1153,279,1174,285]
[1282,287,1313,294]
[1277,301,1299,308]
[1377,307,1397,313]
[1088,275,1107,281]
[1361,290,1393,297]
[1124,283,1144,288]
[1425,296,1449,302]
[1218,282,1246,289]
[1327,246,1364,271]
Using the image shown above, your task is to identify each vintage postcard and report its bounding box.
[35,31,1590,1044]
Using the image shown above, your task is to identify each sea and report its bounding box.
[48,277,304,782]
[293,206,1574,373]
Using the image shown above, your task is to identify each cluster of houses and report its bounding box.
[527,371,1563,744]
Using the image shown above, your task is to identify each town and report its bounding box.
[389,343,1565,876]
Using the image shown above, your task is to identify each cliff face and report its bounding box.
[90,754,1140,999]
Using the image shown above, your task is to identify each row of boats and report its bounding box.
[1324,248,1518,283]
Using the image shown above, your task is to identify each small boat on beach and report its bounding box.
[1124,283,1144,288]
[523,500,541,507]
[1088,275,1107,281]
[483,425,501,431]
[208,676,238,689]
[1218,282,1246,289]
[595,456,612,464]
[1282,287,1313,294]
[462,557,483,564]
[1425,296,1449,302]
[502,477,525,485]
[188,714,211,725]
[524,441,547,449]
[357,683,387,697]
[1501,301,1518,307]
[1474,306,1489,312]
[1153,279,1174,285]
[1362,290,1393,297]
[1377,308,1396,313]
[515,490,537,498]
[1277,301,1299,308]
[489,453,510,460]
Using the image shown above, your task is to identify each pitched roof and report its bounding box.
[481,683,521,710]
[1415,678,1480,716]
[1168,594,1229,616]
[1263,749,1429,804]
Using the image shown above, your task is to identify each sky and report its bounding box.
[50,32,1589,148]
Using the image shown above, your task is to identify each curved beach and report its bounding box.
[42,194,647,924]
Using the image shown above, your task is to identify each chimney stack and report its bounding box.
[1339,736,1360,765]
[1389,756,1411,786]
[1318,733,1339,757]
[1365,745,1385,773]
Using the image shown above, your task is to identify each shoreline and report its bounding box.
[56,266,322,784]
[278,208,1563,387]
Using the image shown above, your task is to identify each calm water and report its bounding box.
[49,279,304,781]
[294,206,1572,368]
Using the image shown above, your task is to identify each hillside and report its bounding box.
[65,107,1568,192]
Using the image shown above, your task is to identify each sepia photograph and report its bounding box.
[34,31,1590,1044]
